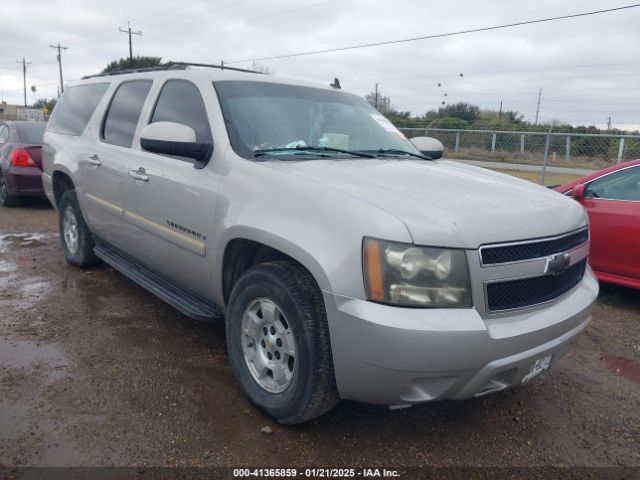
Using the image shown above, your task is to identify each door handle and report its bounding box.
[129,167,149,182]
[87,154,101,166]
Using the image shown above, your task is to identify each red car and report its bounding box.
[0,121,47,206]
[555,159,640,289]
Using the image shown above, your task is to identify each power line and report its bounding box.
[359,71,640,94]
[147,0,339,41]
[347,60,640,83]
[227,4,640,64]
[146,0,251,29]
[129,0,210,23]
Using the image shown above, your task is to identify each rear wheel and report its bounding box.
[226,261,339,424]
[58,189,100,267]
[0,169,20,206]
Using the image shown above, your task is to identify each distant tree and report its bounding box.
[33,98,57,114]
[249,62,272,74]
[370,97,637,135]
[365,90,393,114]
[435,116,469,129]
[437,102,480,123]
[102,56,163,73]
[505,110,525,124]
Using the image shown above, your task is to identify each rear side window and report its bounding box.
[16,123,46,144]
[0,125,8,143]
[103,81,152,147]
[585,166,640,201]
[150,80,212,142]
[48,83,109,136]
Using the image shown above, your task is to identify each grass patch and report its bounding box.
[487,169,581,187]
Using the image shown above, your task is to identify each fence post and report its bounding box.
[491,133,496,154]
[540,134,551,185]
[454,131,460,154]
[520,134,525,154]
[565,136,571,161]
[617,138,625,163]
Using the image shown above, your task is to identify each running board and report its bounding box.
[93,241,224,322]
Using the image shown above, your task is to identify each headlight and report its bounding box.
[363,237,472,308]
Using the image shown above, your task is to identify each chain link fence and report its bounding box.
[399,127,640,171]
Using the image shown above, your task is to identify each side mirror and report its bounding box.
[140,121,213,169]
[409,136,444,160]
[572,184,585,200]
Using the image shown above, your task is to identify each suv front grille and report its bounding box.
[480,229,589,265]
[486,259,587,312]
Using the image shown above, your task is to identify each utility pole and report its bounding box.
[534,88,542,126]
[374,83,379,109]
[498,100,503,121]
[607,117,612,130]
[16,58,31,108]
[118,21,142,67]
[49,43,68,95]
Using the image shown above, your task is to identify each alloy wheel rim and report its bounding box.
[241,297,296,394]
[63,206,79,254]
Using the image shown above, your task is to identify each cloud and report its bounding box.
[1,0,639,129]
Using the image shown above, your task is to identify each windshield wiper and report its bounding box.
[371,149,433,161]
[254,145,376,159]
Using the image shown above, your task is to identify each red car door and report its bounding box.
[579,165,640,281]
[580,198,640,279]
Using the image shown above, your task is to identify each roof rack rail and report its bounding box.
[82,61,263,80]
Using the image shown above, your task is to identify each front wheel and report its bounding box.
[58,189,100,267]
[226,261,339,424]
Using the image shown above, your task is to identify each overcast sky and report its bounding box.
[1,0,639,130]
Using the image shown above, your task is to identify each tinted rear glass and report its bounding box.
[103,81,152,147]
[16,123,46,144]
[48,83,109,136]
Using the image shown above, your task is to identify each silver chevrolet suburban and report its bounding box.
[42,63,598,424]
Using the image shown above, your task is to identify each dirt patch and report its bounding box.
[604,356,640,384]
[1,203,639,468]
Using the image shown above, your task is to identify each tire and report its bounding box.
[0,169,20,207]
[226,261,339,424]
[58,189,100,267]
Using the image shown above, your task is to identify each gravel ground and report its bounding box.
[0,200,639,470]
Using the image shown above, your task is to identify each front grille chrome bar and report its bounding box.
[479,227,589,266]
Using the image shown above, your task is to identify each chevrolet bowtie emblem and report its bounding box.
[545,252,571,275]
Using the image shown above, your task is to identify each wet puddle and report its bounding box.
[0,258,17,273]
[0,233,55,309]
[0,401,29,441]
[604,356,640,384]
[0,275,53,311]
[0,232,53,253]
[0,339,70,383]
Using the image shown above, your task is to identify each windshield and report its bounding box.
[214,80,420,159]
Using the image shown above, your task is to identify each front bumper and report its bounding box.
[323,267,598,406]
[5,165,44,197]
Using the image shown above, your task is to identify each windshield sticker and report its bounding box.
[319,133,350,150]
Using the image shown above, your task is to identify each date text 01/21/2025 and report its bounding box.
[232,468,401,478]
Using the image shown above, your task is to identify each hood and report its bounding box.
[264,158,587,249]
